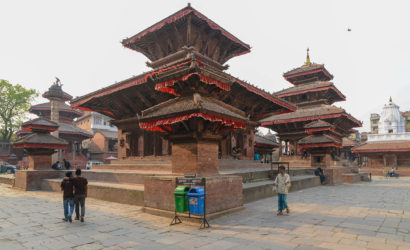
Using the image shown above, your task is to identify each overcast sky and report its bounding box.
[1,0,410,132]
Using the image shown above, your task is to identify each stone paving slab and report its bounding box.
[1,178,410,249]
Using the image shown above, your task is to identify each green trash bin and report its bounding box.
[174,186,190,212]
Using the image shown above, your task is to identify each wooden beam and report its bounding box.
[181,121,190,132]
[119,93,141,113]
[151,31,167,57]
[135,89,153,108]
[187,15,192,45]
[172,22,184,50]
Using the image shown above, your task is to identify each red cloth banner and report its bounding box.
[13,143,68,149]
[155,73,231,96]
[139,112,245,131]
[299,143,342,149]
[305,127,334,134]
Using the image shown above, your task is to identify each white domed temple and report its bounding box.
[377,97,406,135]
[353,97,410,175]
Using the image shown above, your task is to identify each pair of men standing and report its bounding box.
[60,168,88,222]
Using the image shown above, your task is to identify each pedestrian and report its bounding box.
[52,161,60,170]
[274,165,291,216]
[61,171,75,222]
[314,167,326,184]
[73,168,88,222]
[63,159,71,170]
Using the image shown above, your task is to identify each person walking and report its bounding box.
[61,171,75,222]
[73,168,88,222]
[274,165,291,216]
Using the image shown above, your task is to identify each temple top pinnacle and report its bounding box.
[303,48,311,67]
[389,96,392,102]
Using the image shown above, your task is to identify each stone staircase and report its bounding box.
[38,159,368,208]
[92,158,172,171]
[280,155,311,168]
[40,170,169,206]
[235,168,321,203]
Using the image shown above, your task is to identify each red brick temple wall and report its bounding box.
[29,155,52,170]
[144,175,243,215]
[172,140,219,176]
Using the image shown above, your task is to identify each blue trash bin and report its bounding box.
[188,187,206,215]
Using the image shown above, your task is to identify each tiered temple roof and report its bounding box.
[13,118,67,149]
[30,102,83,118]
[71,5,295,122]
[21,82,92,140]
[121,4,250,66]
[262,49,361,150]
[254,134,279,148]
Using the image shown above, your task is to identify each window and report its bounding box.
[388,129,393,133]
[95,118,102,125]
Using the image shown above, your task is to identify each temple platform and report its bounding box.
[37,167,323,211]
[4,159,370,220]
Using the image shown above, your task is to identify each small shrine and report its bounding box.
[298,120,341,167]
[13,118,67,170]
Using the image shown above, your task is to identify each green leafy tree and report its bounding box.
[0,80,38,142]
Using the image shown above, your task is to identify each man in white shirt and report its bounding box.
[274,165,291,216]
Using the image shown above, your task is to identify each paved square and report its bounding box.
[1,177,410,249]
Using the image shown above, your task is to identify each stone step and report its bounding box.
[221,168,316,183]
[80,170,169,185]
[91,163,172,171]
[242,175,321,203]
[342,172,371,183]
[41,178,144,206]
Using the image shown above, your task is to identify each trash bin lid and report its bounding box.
[187,187,205,196]
[173,186,190,195]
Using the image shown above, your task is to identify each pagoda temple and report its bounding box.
[261,49,362,167]
[13,118,67,170]
[71,4,295,215]
[20,80,92,167]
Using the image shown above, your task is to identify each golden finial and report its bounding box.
[303,48,311,67]
[389,96,392,102]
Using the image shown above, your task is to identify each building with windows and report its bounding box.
[401,111,410,132]
[75,111,118,161]
[370,113,380,134]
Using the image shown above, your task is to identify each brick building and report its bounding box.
[75,111,118,161]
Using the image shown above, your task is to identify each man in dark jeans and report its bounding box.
[73,168,88,222]
[63,159,71,170]
[61,171,74,222]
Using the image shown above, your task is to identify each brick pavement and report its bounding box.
[1,177,410,249]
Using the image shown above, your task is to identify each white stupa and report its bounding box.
[368,97,410,142]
